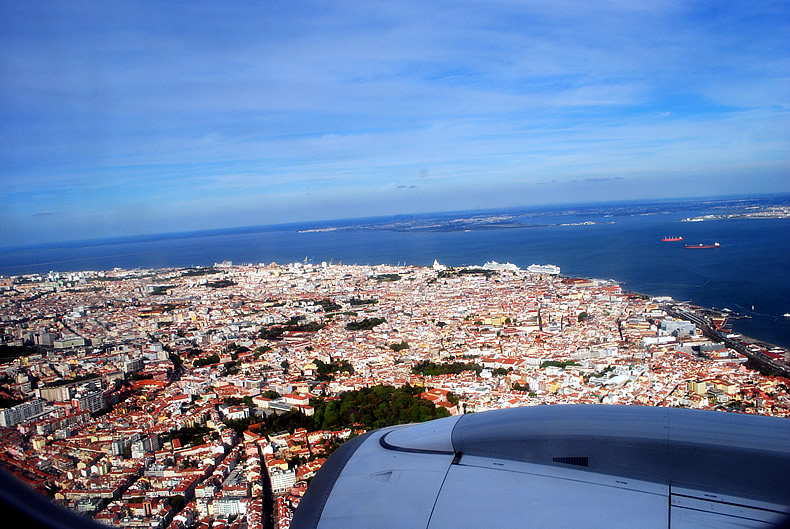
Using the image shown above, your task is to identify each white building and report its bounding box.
[72,390,105,414]
[0,398,45,427]
[213,497,247,517]
[269,467,296,494]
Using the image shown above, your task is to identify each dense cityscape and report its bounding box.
[1,260,789,528]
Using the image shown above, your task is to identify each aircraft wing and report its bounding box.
[291,405,790,528]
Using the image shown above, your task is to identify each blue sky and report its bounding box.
[1,1,788,246]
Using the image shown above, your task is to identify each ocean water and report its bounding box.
[2,199,789,347]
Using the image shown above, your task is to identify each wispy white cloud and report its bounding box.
[0,0,788,244]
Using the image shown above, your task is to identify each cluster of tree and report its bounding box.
[438,269,495,279]
[314,299,342,312]
[224,395,254,407]
[206,279,236,288]
[224,361,239,375]
[372,274,401,282]
[389,341,409,352]
[253,345,270,360]
[171,425,217,446]
[259,326,285,340]
[193,354,220,368]
[540,360,579,369]
[312,384,449,431]
[226,343,248,353]
[577,311,588,322]
[168,495,185,510]
[180,267,219,277]
[258,321,325,340]
[348,297,377,306]
[150,285,175,296]
[512,382,530,392]
[303,321,326,332]
[223,385,449,439]
[314,359,355,381]
[0,345,43,361]
[224,408,314,437]
[412,360,483,376]
[180,347,204,359]
[492,367,512,376]
[226,344,249,361]
[346,317,386,331]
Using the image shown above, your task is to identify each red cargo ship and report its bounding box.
[661,236,683,241]
[685,242,720,249]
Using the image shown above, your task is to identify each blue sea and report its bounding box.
[2,196,789,347]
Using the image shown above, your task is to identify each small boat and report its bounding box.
[784,313,790,318]
[684,242,720,249]
[661,236,683,241]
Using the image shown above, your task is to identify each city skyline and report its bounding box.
[1,261,789,526]
[1,1,789,246]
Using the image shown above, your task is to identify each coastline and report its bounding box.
[582,282,789,355]
[1,198,789,348]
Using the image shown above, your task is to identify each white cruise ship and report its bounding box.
[482,260,520,271]
[527,263,561,275]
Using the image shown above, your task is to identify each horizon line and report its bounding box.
[2,191,788,253]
